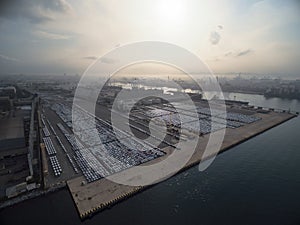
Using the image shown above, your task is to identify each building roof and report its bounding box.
[0,115,24,141]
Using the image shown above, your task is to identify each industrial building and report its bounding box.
[0,86,16,99]
[0,86,41,200]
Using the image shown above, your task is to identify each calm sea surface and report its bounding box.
[1,93,300,225]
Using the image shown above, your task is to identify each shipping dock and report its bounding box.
[67,105,296,219]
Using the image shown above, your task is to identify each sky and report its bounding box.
[0,0,299,78]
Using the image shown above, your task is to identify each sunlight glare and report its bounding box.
[157,0,186,24]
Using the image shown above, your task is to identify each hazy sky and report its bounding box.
[0,0,299,78]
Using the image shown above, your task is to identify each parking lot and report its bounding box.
[41,97,262,185]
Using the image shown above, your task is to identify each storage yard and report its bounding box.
[68,109,295,219]
[37,89,296,219]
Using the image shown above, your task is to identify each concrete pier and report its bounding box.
[67,111,296,219]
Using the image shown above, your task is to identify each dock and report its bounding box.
[67,111,296,219]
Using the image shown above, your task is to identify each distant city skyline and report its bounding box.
[0,0,300,77]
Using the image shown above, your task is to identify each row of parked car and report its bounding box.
[49,155,62,177]
[43,137,56,155]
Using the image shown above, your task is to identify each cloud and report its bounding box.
[0,54,18,62]
[82,56,117,64]
[209,31,221,45]
[34,30,70,40]
[236,49,253,57]
[224,51,233,57]
[83,56,97,60]
[224,49,254,57]
[0,0,73,23]
[100,57,117,64]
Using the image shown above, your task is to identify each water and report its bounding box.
[223,92,300,112]
[1,93,300,225]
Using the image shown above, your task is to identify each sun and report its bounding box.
[157,0,186,24]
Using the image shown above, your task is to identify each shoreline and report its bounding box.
[0,182,66,211]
